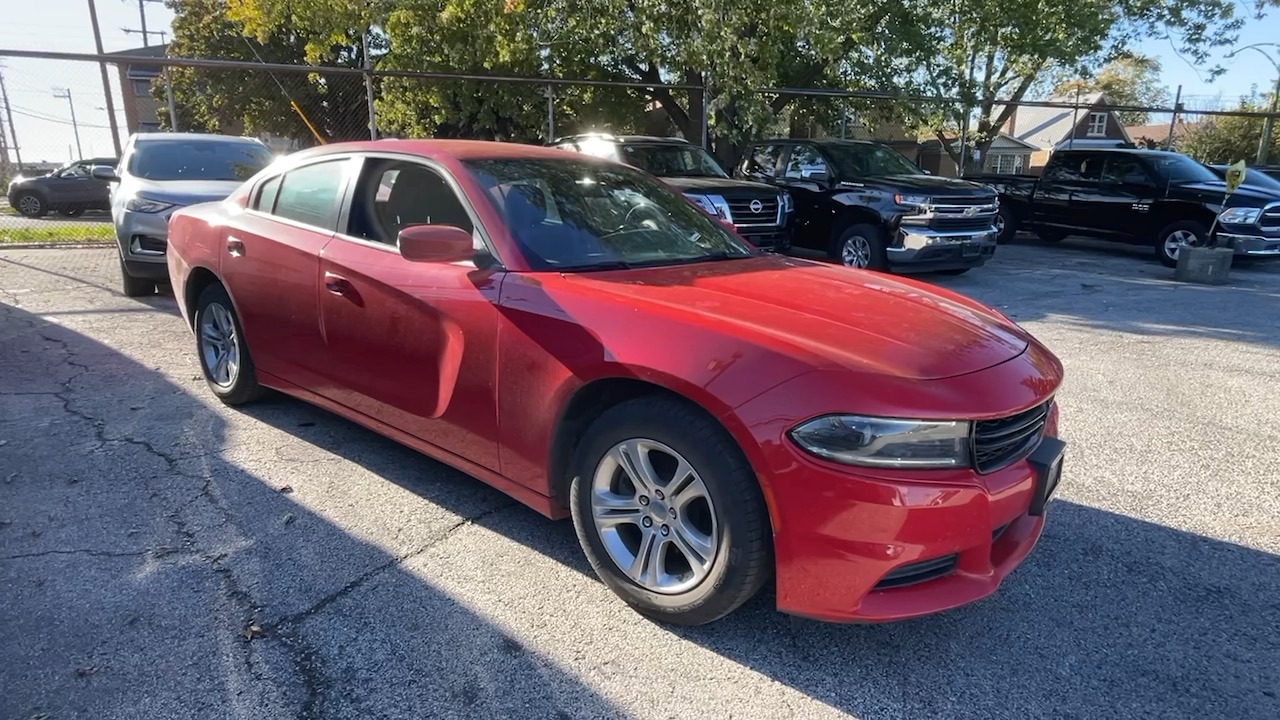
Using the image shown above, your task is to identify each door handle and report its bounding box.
[226,237,245,257]
[324,272,350,295]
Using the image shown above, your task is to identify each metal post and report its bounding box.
[1166,85,1182,151]
[840,100,847,139]
[362,29,377,140]
[138,0,149,46]
[1259,74,1279,164]
[55,89,84,158]
[545,85,554,141]
[87,0,123,155]
[1068,85,1080,151]
[164,66,178,132]
[0,67,21,171]
[701,73,710,150]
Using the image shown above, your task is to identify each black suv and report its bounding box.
[736,139,999,273]
[6,157,117,218]
[550,134,792,251]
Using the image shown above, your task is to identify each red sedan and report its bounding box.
[166,140,1065,625]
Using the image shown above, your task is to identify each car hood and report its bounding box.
[842,174,996,197]
[559,255,1028,380]
[660,177,784,196]
[1174,181,1280,205]
[131,179,246,206]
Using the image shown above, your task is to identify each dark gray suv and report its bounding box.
[6,157,117,218]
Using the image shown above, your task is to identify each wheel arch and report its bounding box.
[1153,201,1217,235]
[830,205,889,242]
[182,266,223,328]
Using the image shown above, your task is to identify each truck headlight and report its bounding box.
[781,192,793,213]
[1218,207,1261,225]
[684,193,732,221]
[789,415,971,469]
[126,197,174,214]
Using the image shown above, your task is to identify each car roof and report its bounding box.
[132,132,264,144]
[553,134,689,145]
[1055,148,1179,157]
[290,139,599,163]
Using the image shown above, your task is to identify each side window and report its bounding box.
[63,163,91,178]
[741,145,782,178]
[1102,156,1151,185]
[347,158,475,246]
[272,160,347,229]
[253,176,282,213]
[1043,154,1104,183]
[783,145,829,180]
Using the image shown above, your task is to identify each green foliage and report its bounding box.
[1053,55,1170,125]
[1180,101,1280,164]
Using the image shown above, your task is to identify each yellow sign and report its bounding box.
[1225,160,1248,193]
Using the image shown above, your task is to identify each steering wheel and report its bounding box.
[623,202,667,229]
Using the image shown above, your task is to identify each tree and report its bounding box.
[1180,100,1280,163]
[912,0,1276,172]
[1053,55,1170,125]
[166,0,377,145]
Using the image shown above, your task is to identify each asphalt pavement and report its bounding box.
[1,241,1278,719]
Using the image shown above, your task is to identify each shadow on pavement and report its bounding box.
[0,301,625,720]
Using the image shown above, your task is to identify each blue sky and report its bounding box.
[0,3,1278,165]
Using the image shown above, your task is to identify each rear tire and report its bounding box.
[119,256,156,298]
[194,283,264,406]
[829,223,888,271]
[1155,220,1209,268]
[569,396,771,626]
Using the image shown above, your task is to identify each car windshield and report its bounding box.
[464,157,754,271]
[823,143,922,178]
[1148,153,1221,185]
[128,140,272,182]
[619,144,728,178]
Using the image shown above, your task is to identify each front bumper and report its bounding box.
[1216,232,1280,257]
[888,226,998,271]
[738,225,792,253]
[114,208,174,265]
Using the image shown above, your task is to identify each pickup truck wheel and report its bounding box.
[830,223,887,271]
[1156,220,1208,268]
[995,206,1018,244]
[570,396,771,626]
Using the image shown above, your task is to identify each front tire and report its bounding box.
[1156,220,1208,268]
[570,396,771,626]
[194,283,263,406]
[119,256,156,297]
[995,205,1018,244]
[14,192,45,218]
[829,223,888,271]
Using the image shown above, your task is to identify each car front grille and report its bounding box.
[930,216,996,232]
[739,228,789,251]
[873,554,959,589]
[1260,206,1280,229]
[726,196,779,225]
[972,401,1051,473]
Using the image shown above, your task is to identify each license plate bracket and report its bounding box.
[1027,436,1066,516]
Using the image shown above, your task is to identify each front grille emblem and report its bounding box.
[749,199,763,213]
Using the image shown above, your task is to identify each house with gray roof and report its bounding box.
[998,92,1132,171]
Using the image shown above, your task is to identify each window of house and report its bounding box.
[1087,112,1108,137]
[991,153,1025,175]
[346,158,474,246]
[272,160,347,229]
[783,145,829,180]
[131,79,152,96]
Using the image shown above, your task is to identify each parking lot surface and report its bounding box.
[2,241,1278,719]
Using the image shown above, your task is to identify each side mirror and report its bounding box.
[398,224,475,263]
[92,166,119,182]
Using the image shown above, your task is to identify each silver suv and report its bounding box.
[95,133,273,296]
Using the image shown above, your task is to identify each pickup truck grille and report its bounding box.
[1260,207,1280,230]
[726,196,779,226]
[930,216,996,233]
[930,195,993,206]
[972,402,1050,473]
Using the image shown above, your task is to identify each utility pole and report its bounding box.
[54,88,84,159]
[122,28,167,44]
[0,65,22,172]
[129,0,166,47]
[88,0,123,155]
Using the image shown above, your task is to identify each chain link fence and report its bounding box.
[3,49,1278,243]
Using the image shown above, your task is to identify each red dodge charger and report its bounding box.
[166,140,1065,625]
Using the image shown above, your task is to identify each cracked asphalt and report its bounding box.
[1,240,1278,720]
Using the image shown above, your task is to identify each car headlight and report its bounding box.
[781,192,793,213]
[894,193,928,207]
[684,193,733,221]
[789,414,971,469]
[1218,207,1261,225]
[126,197,174,213]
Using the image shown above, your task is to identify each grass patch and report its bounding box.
[0,224,116,244]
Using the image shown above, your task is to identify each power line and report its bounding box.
[2,103,115,129]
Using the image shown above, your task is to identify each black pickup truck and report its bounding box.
[735,139,999,273]
[973,149,1280,266]
[550,134,793,252]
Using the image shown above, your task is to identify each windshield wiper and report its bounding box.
[633,251,752,268]
[553,260,634,272]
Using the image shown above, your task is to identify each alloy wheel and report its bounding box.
[199,302,241,388]
[590,438,719,595]
[17,195,42,216]
[1164,229,1201,261]
[841,235,872,268]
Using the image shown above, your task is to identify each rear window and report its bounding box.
[128,139,272,182]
